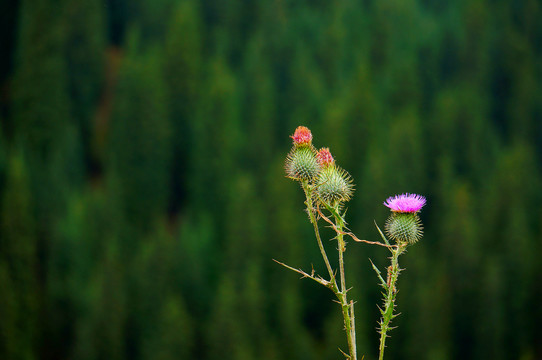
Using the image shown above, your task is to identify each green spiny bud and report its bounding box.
[385,212,423,245]
[316,165,354,206]
[285,146,320,182]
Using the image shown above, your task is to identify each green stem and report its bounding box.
[334,208,356,360]
[338,295,356,360]
[378,244,406,360]
[302,181,336,287]
[335,211,347,293]
[300,183,356,359]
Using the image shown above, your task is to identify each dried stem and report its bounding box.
[316,206,394,249]
[272,259,331,288]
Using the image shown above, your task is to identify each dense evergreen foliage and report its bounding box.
[1,0,541,359]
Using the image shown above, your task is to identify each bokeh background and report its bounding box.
[1,0,542,359]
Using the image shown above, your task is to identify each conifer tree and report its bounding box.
[108,31,172,232]
[0,153,38,360]
[142,295,194,360]
[206,274,254,360]
[11,0,71,159]
[91,239,127,360]
[164,0,202,209]
[176,213,216,321]
[66,188,125,360]
[241,34,277,175]
[190,57,241,217]
[47,188,117,358]
[11,2,86,349]
[11,0,78,229]
[64,0,106,165]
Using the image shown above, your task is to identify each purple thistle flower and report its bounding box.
[384,193,426,213]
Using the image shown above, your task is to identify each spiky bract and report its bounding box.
[385,212,423,244]
[316,165,354,206]
[285,146,320,182]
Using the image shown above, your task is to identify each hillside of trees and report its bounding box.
[1,0,541,359]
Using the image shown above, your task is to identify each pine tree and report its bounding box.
[11,0,77,226]
[107,31,172,233]
[240,33,277,176]
[11,0,71,159]
[206,274,254,360]
[92,239,127,360]
[64,188,125,360]
[164,0,202,209]
[64,0,106,166]
[46,187,120,358]
[0,153,38,360]
[189,57,241,218]
[142,295,194,360]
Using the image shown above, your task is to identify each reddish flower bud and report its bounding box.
[291,126,312,147]
[317,147,334,167]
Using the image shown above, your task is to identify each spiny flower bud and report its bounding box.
[285,146,320,182]
[385,212,423,244]
[291,126,313,147]
[317,147,334,167]
[316,148,353,206]
[383,193,426,244]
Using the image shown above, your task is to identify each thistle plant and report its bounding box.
[276,126,426,360]
[373,193,426,360]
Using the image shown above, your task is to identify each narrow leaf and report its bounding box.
[374,220,391,246]
[369,258,387,287]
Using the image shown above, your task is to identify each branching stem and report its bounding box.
[278,182,359,359]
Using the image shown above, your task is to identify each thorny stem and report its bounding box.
[378,243,406,360]
[334,208,347,293]
[304,181,356,359]
[334,206,357,360]
[280,182,358,359]
[301,181,336,288]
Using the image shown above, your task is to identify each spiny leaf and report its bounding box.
[374,221,391,246]
[369,258,387,287]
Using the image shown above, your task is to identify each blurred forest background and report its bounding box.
[1,0,542,359]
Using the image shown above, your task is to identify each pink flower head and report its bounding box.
[384,193,426,213]
[291,126,312,147]
[317,147,334,167]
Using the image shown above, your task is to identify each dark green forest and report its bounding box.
[1,0,542,359]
